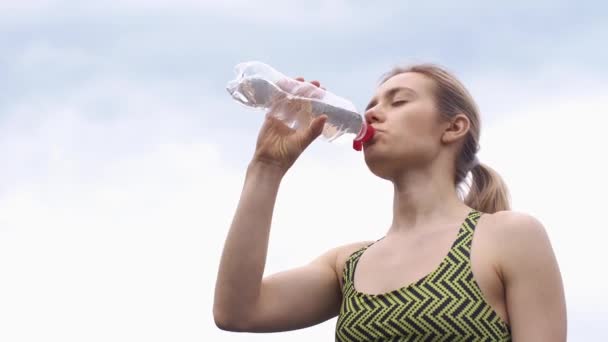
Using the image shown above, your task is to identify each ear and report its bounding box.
[441,114,470,144]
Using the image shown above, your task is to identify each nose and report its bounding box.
[364,107,381,124]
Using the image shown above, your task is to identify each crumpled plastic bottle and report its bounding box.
[226,61,374,151]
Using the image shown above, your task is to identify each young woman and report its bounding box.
[213,64,567,341]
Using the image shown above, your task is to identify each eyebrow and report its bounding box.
[365,86,417,111]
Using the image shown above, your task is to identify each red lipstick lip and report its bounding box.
[363,130,381,147]
[371,128,384,136]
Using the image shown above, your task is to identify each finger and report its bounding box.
[298,82,325,98]
[300,115,327,146]
[291,82,320,98]
[295,77,305,82]
[277,78,303,94]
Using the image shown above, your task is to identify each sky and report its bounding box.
[1,0,607,340]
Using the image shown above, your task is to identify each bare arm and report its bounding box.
[213,77,348,332]
[213,162,346,332]
[497,212,567,341]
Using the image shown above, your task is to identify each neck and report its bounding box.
[388,164,470,234]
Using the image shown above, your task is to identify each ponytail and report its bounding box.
[464,163,511,213]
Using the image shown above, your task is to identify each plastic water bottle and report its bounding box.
[226,61,374,151]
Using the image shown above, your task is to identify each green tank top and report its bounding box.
[335,210,511,341]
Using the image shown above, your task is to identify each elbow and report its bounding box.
[213,306,251,332]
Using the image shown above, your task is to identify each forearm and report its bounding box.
[213,161,285,322]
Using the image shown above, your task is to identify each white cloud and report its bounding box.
[0,107,381,341]
[0,0,383,33]
[0,0,57,11]
[12,40,94,71]
[1,85,607,340]
[2,1,607,340]
[0,136,234,340]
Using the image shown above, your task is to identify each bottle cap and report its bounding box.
[353,123,375,151]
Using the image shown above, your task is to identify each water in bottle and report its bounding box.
[226,61,374,151]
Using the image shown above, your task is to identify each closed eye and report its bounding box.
[392,100,408,106]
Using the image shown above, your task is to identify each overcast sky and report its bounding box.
[1,1,607,341]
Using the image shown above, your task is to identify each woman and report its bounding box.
[213,64,567,341]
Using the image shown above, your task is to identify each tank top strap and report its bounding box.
[448,209,483,262]
[462,209,483,245]
[342,238,383,284]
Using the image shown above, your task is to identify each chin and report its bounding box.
[364,150,395,180]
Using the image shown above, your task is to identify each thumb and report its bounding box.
[300,115,327,147]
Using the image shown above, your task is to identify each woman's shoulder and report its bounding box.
[480,210,547,237]
[478,210,554,271]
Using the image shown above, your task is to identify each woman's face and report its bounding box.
[363,72,447,180]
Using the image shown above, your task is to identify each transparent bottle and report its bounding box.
[226,61,374,151]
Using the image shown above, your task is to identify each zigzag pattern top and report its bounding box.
[335,210,511,341]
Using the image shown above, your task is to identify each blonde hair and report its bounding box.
[380,64,510,213]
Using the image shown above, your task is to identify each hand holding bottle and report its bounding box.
[252,77,328,173]
[227,61,374,159]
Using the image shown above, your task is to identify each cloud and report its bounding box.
[2,1,607,340]
[0,130,235,340]
[1,79,607,340]
[0,102,382,341]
